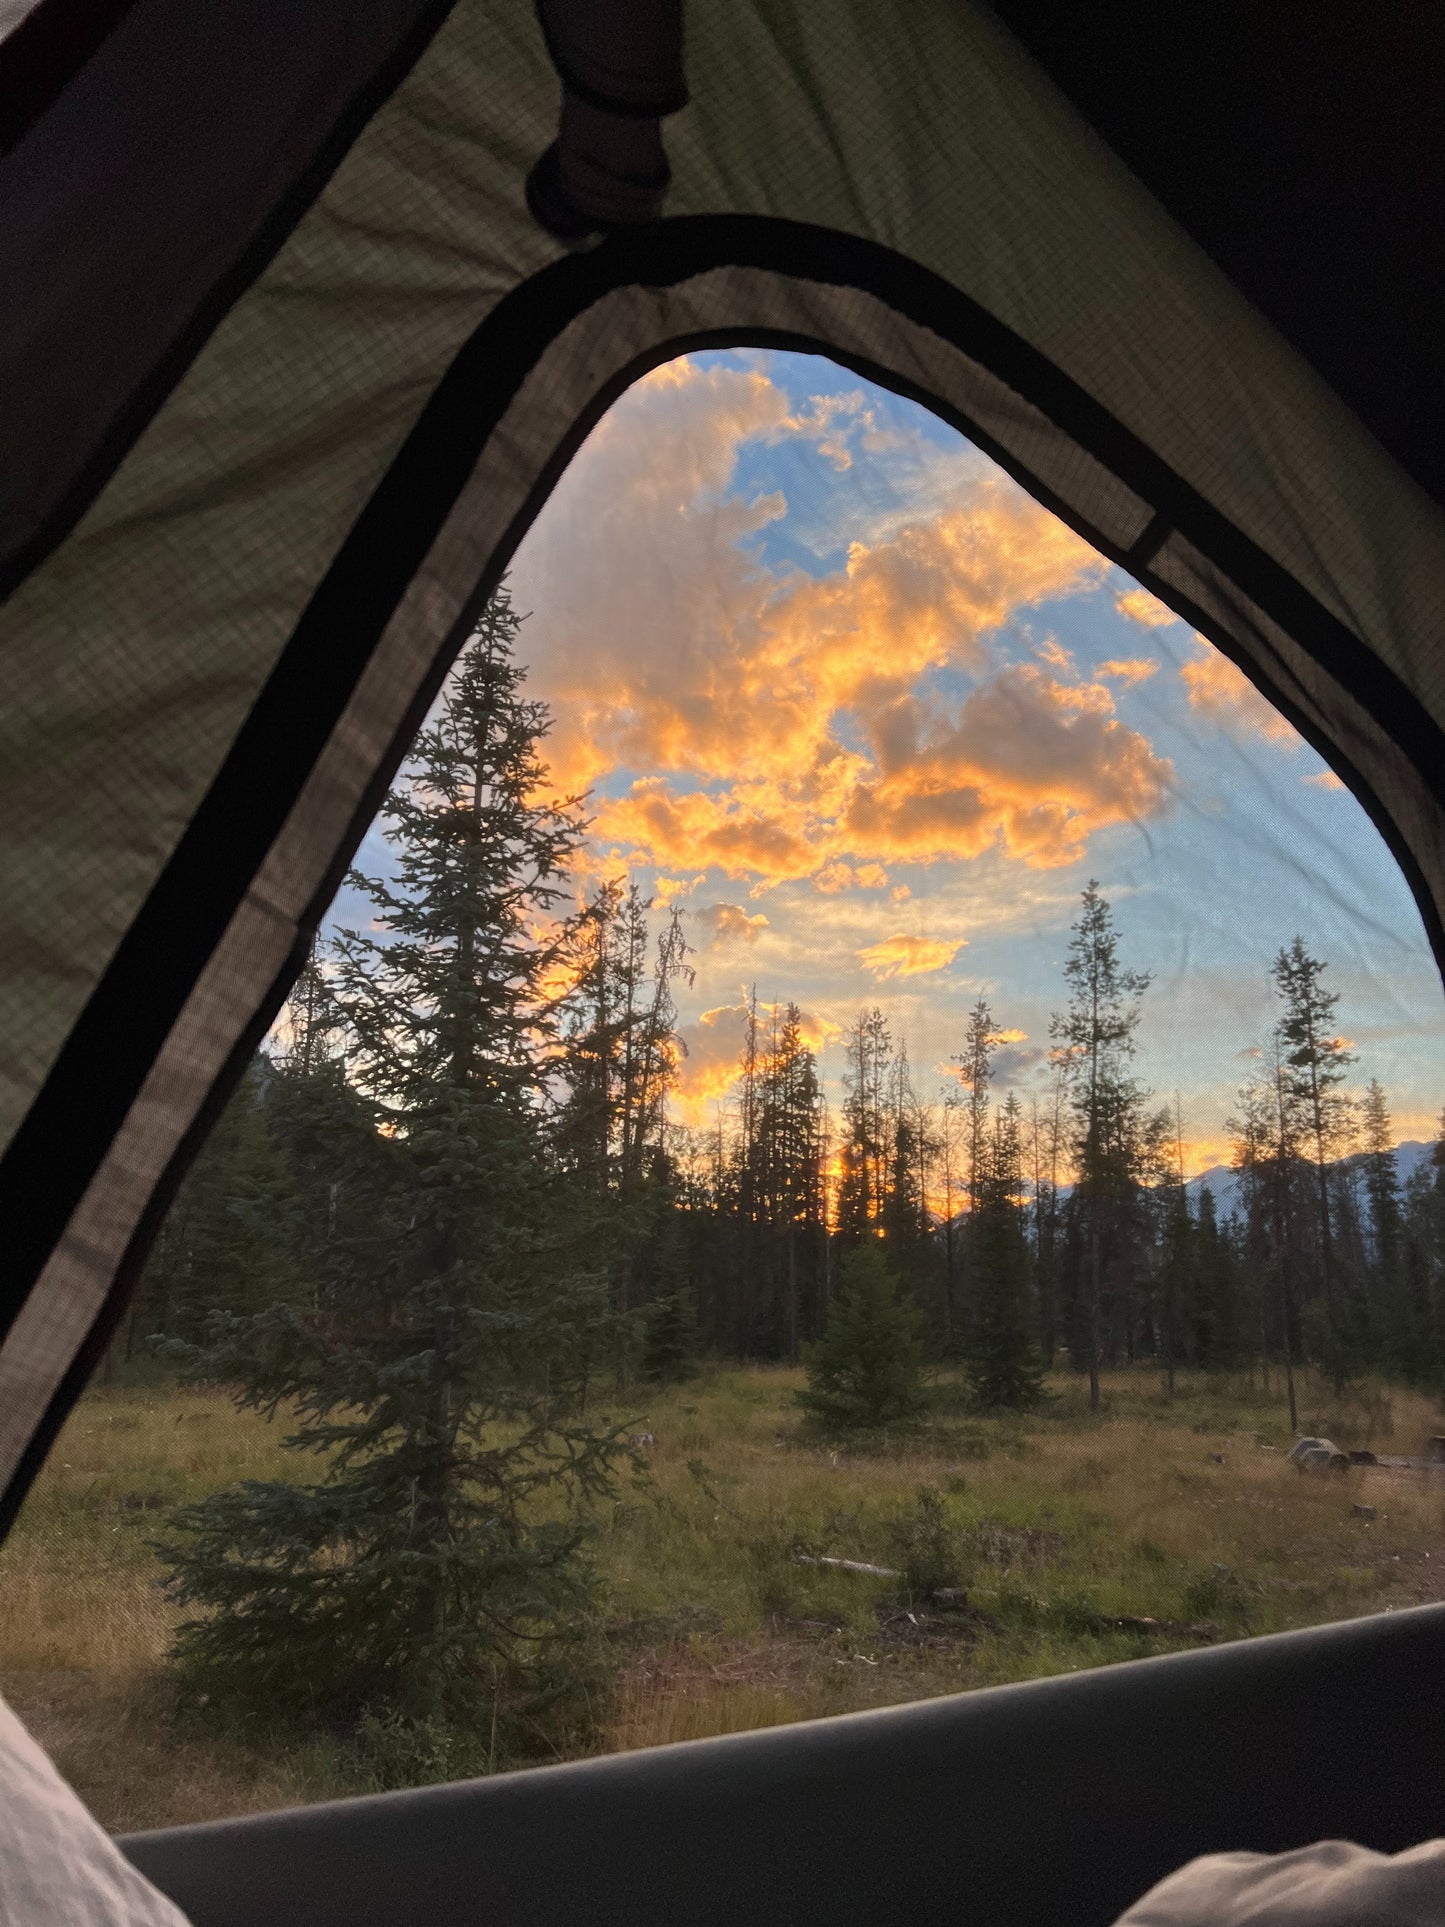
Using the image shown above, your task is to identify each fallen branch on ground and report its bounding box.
[1110,1614,1221,1640]
[794,1554,899,1578]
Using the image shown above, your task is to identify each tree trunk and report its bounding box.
[1088,1218,1102,1414]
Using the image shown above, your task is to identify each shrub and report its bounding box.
[797,1243,924,1432]
[885,1486,971,1596]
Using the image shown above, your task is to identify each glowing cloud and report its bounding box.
[1181,640,1298,745]
[1098,658,1158,684]
[694,902,769,944]
[812,859,890,893]
[1116,587,1179,628]
[654,874,704,905]
[669,999,841,1122]
[1304,769,1347,792]
[813,860,856,894]
[509,354,1129,889]
[843,665,1173,870]
[592,780,817,882]
[857,934,964,979]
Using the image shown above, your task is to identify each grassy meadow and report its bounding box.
[6,1363,1445,1833]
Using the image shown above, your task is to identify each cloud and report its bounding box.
[1037,637,1074,671]
[1181,1136,1235,1179]
[511,355,1122,886]
[654,874,704,905]
[669,1004,750,1120]
[1116,587,1179,628]
[783,389,871,471]
[1098,658,1158,684]
[1180,639,1299,745]
[996,1027,1028,1044]
[592,779,817,881]
[1304,769,1347,791]
[993,1042,1046,1085]
[812,859,890,893]
[694,901,769,944]
[842,664,1173,869]
[669,998,841,1122]
[857,934,964,978]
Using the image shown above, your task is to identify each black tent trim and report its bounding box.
[0,0,139,153]
[0,0,459,600]
[4,213,1441,1532]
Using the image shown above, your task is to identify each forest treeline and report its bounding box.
[130,824,1445,1423]
[123,589,1445,1758]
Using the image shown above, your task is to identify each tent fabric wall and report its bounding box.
[2,0,1445,1523]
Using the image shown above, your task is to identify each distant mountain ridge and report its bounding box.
[1186,1141,1438,1220]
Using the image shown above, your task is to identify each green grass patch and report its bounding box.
[5,1363,1445,1830]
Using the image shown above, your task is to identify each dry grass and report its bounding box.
[6,1364,1445,1831]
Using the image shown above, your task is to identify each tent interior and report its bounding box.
[2,2,1444,1922]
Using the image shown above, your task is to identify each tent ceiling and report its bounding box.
[990,0,1445,508]
[2,0,1444,1539]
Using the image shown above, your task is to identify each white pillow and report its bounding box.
[1116,1838,1445,1925]
[0,1695,191,1927]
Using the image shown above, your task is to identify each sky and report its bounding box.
[334,349,1445,1174]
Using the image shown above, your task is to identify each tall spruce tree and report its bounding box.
[1230,1031,1308,1428]
[966,1095,1044,1410]
[1361,1078,1404,1366]
[158,590,631,1749]
[1271,938,1356,1387]
[1050,882,1152,1411]
[836,1008,891,1242]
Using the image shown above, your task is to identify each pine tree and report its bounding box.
[797,1241,924,1431]
[966,1096,1044,1410]
[836,1008,891,1242]
[1400,1120,1445,1391]
[1193,1184,1236,1369]
[135,1057,305,1348]
[641,1212,701,1385]
[558,881,692,1380]
[935,1090,966,1354]
[1230,1032,1307,1428]
[952,998,1004,1300]
[1271,938,1356,1387]
[1049,881,1152,1411]
[1361,1078,1405,1366]
[1150,1098,1194,1399]
[754,1003,827,1359]
[880,1041,937,1298]
[957,1003,1000,1200]
[158,590,632,1749]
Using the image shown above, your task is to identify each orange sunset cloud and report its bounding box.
[843,666,1172,869]
[695,902,769,944]
[1099,658,1158,684]
[1181,640,1298,745]
[857,934,964,979]
[669,999,843,1121]
[1116,587,1178,628]
[511,355,1173,888]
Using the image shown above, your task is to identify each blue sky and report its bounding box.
[336,349,1445,1169]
